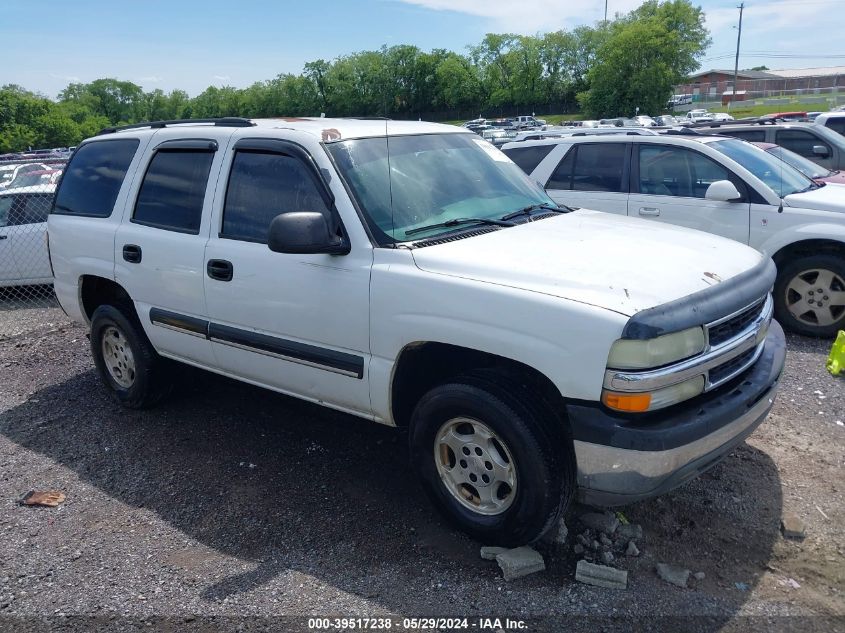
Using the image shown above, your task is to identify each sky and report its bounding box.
[3,0,842,98]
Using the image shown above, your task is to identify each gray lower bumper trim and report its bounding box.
[574,380,777,506]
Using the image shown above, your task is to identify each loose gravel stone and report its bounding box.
[626,541,640,557]
[573,544,585,555]
[495,547,545,581]
[600,551,614,564]
[480,546,508,561]
[579,512,619,535]
[656,563,690,588]
[693,572,706,581]
[575,560,628,590]
[617,524,643,541]
[781,514,806,540]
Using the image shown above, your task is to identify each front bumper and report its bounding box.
[568,320,786,506]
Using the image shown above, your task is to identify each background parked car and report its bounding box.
[708,121,845,170]
[653,115,682,126]
[481,128,516,147]
[685,109,714,123]
[502,133,845,336]
[751,142,845,186]
[0,184,55,287]
[815,112,845,137]
[0,163,48,189]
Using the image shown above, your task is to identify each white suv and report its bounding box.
[48,117,785,545]
[503,133,845,337]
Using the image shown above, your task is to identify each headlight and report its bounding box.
[607,326,706,370]
[602,375,705,412]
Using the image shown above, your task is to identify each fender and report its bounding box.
[756,223,845,260]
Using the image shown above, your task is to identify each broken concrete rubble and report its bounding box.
[656,563,690,588]
[480,546,507,561]
[579,511,619,535]
[575,560,628,589]
[495,547,545,581]
[781,514,806,540]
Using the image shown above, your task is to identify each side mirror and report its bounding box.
[704,180,743,202]
[267,212,349,255]
[812,145,830,157]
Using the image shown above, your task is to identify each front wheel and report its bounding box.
[774,255,845,337]
[409,373,574,546]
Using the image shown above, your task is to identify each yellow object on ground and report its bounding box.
[827,331,845,376]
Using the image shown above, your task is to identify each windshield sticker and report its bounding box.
[472,138,511,162]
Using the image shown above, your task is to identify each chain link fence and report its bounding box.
[0,155,68,341]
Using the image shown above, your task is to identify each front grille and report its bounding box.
[708,300,765,347]
[708,347,756,385]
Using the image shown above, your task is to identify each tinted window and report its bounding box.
[776,129,830,159]
[222,151,331,243]
[825,118,845,136]
[548,144,626,192]
[502,145,554,174]
[546,148,575,189]
[53,139,139,217]
[722,129,766,142]
[133,150,214,234]
[638,145,731,198]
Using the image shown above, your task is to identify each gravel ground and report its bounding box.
[0,304,843,633]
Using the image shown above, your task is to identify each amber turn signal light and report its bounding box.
[602,391,652,412]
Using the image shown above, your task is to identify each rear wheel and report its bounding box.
[774,255,845,337]
[410,372,574,546]
[90,304,172,408]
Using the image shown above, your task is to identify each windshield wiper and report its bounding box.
[500,202,569,222]
[405,217,515,237]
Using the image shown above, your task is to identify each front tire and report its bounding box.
[774,255,845,337]
[409,373,575,546]
[90,304,171,409]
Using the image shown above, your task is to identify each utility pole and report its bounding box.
[730,2,744,111]
[604,0,608,22]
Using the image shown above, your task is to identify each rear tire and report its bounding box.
[90,304,171,409]
[774,255,845,337]
[410,371,575,546]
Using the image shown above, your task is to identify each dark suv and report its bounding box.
[696,121,845,171]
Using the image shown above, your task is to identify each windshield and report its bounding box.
[327,133,552,244]
[709,138,814,197]
[765,145,830,179]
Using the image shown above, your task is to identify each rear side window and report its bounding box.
[52,139,139,217]
[824,118,845,136]
[502,145,554,174]
[548,143,627,192]
[776,129,831,159]
[221,151,331,243]
[133,150,214,234]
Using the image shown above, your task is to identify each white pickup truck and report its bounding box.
[48,117,785,545]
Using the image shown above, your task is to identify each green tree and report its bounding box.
[580,0,710,118]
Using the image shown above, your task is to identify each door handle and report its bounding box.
[207,259,233,282]
[122,244,142,263]
[638,207,661,216]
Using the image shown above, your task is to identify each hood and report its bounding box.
[784,183,845,213]
[411,210,764,317]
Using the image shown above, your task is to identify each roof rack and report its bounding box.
[660,127,707,136]
[97,117,256,135]
[686,116,786,129]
